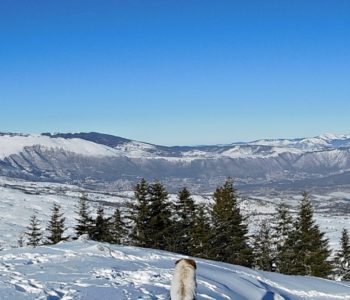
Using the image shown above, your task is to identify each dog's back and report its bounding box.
[170,259,197,300]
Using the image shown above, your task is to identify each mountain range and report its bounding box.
[1,132,350,192]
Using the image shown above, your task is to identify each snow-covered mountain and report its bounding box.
[1,132,350,192]
[0,239,350,300]
[246,133,350,150]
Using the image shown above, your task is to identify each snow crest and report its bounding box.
[0,134,119,160]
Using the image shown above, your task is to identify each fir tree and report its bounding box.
[190,204,211,259]
[209,178,252,267]
[110,208,127,244]
[272,202,294,273]
[46,203,68,245]
[287,192,332,278]
[25,215,43,247]
[74,194,93,238]
[90,206,112,242]
[17,233,25,248]
[334,228,350,280]
[173,187,197,255]
[128,178,151,247]
[253,220,275,271]
[147,181,173,250]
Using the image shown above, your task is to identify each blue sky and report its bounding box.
[1,1,349,145]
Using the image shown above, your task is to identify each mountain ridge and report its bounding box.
[4,130,350,149]
[1,131,350,192]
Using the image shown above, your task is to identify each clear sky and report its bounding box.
[1,1,349,145]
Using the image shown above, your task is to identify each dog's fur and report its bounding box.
[170,258,197,300]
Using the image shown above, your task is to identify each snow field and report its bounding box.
[0,240,350,299]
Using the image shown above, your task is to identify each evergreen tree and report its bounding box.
[110,208,127,244]
[46,203,68,245]
[253,220,275,271]
[190,204,211,259]
[173,187,197,255]
[209,178,252,267]
[74,194,93,238]
[272,202,294,273]
[90,206,112,242]
[147,181,173,250]
[25,215,43,247]
[287,192,332,278]
[334,228,350,280]
[17,233,25,248]
[128,178,151,247]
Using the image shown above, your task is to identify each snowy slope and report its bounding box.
[0,240,349,300]
[0,178,350,299]
[0,133,123,160]
[0,177,132,248]
[246,133,350,151]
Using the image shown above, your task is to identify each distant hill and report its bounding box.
[1,132,350,192]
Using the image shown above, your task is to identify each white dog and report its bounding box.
[170,258,197,300]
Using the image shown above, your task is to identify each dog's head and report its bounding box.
[175,258,197,269]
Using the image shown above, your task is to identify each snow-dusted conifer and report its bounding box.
[110,208,127,244]
[46,203,68,244]
[272,202,294,273]
[173,187,197,255]
[90,206,112,242]
[334,228,350,280]
[147,181,173,251]
[25,215,43,247]
[74,194,93,238]
[287,192,332,278]
[128,178,150,247]
[253,220,275,271]
[190,204,211,259]
[209,178,252,267]
[17,233,25,248]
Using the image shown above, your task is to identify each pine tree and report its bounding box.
[173,187,197,255]
[17,233,25,248]
[272,202,294,273]
[147,181,173,250]
[46,203,68,245]
[334,228,350,280]
[90,206,112,242]
[110,208,127,244]
[74,194,93,238]
[128,178,151,247]
[209,178,252,267]
[25,215,43,247]
[190,204,211,259]
[287,192,332,278]
[253,220,275,271]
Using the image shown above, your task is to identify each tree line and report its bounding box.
[22,178,350,280]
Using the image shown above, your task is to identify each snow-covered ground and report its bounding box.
[0,177,131,249]
[0,240,350,300]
